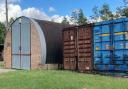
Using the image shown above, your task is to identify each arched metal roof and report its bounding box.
[12,16,70,64]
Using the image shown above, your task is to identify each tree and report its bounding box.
[114,0,128,18]
[122,0,128,17]
[61,17,69,24]
[0,22,5,44]
[91,6,100,22]
[70,9,87,25]
[124,0,128,6]
[9,17,15,26]
[70,9,79,25]
[77,9,87,25]
[112,7,122,19]
[99,3,113,20]
[122,7,128,17]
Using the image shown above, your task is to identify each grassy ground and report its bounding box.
[0,70,128,89]
[0,61,4,68]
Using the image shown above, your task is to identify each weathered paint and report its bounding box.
[12,17,31,70]
[31,19,46,64]
[12,19,21,69]
[93,18,128,72]
[4,16,69,70]
[63,24,93,72]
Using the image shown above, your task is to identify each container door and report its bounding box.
[94,24,112,71]
[124,22,128,70]
[63,31,70,70]
[93,25,102,70]
[78,27,92,72]
[113,22,125,70]
[21,19,31,70]
[69,29,77,70]
[63,29,77,70]
[12,22,21,69]
[78,28,86,72]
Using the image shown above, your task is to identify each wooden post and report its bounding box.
[5,0,9,32]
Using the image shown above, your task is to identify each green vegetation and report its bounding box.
[61,9,87,25]
[71,9,87,25]
[0,61,4,68]
[99,3,113,20]
[77,9,87,25]
[91,1,128,21]
[61,0,128,24]
[0,70,128,89]
[61,17,69,24]
[0,22,5,44]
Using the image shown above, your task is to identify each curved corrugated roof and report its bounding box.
[35,19,70,64]
[10,16,71,64]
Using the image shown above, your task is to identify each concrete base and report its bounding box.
[39,64,62,70]
[0,69,15,74]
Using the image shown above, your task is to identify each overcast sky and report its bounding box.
[0,0,125,23]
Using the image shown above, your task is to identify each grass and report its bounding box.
[0,70,128,89]
[0,61,4,68]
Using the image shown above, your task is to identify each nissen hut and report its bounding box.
[4,16,69,70]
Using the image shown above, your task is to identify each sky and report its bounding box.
[19,0,124,16]
[0,0,126,23]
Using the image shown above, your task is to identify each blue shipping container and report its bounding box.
[93,18,128,72]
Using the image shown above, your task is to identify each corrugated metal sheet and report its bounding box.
[63,27,77,70]
[63,24,93,72]
[35,20,70,64]
[93,18,128,72]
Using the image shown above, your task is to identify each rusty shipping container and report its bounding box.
[63,24,93,72]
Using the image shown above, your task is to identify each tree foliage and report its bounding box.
[91,4,114,22]
[70,9,87,25]
[9,17,15,26]
[0,22,5,44]
[77,9,87,25]
[70,10,79,25]
[99,3,113,20]
[122,7,128,17]
[61,17,69,24]
[115,1,128,17]
[114,7,123,18]
[91,6,100,21]
[65,1,128,24]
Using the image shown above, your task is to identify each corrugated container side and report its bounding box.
[77,25,93,72]
[63,24,93,72]
[63,27,77,70]
[93,18,128,72]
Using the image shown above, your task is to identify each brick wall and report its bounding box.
[4,22,42,69]
[4,31,12,68]
[4,21,59,70]
[31,22,42,69]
